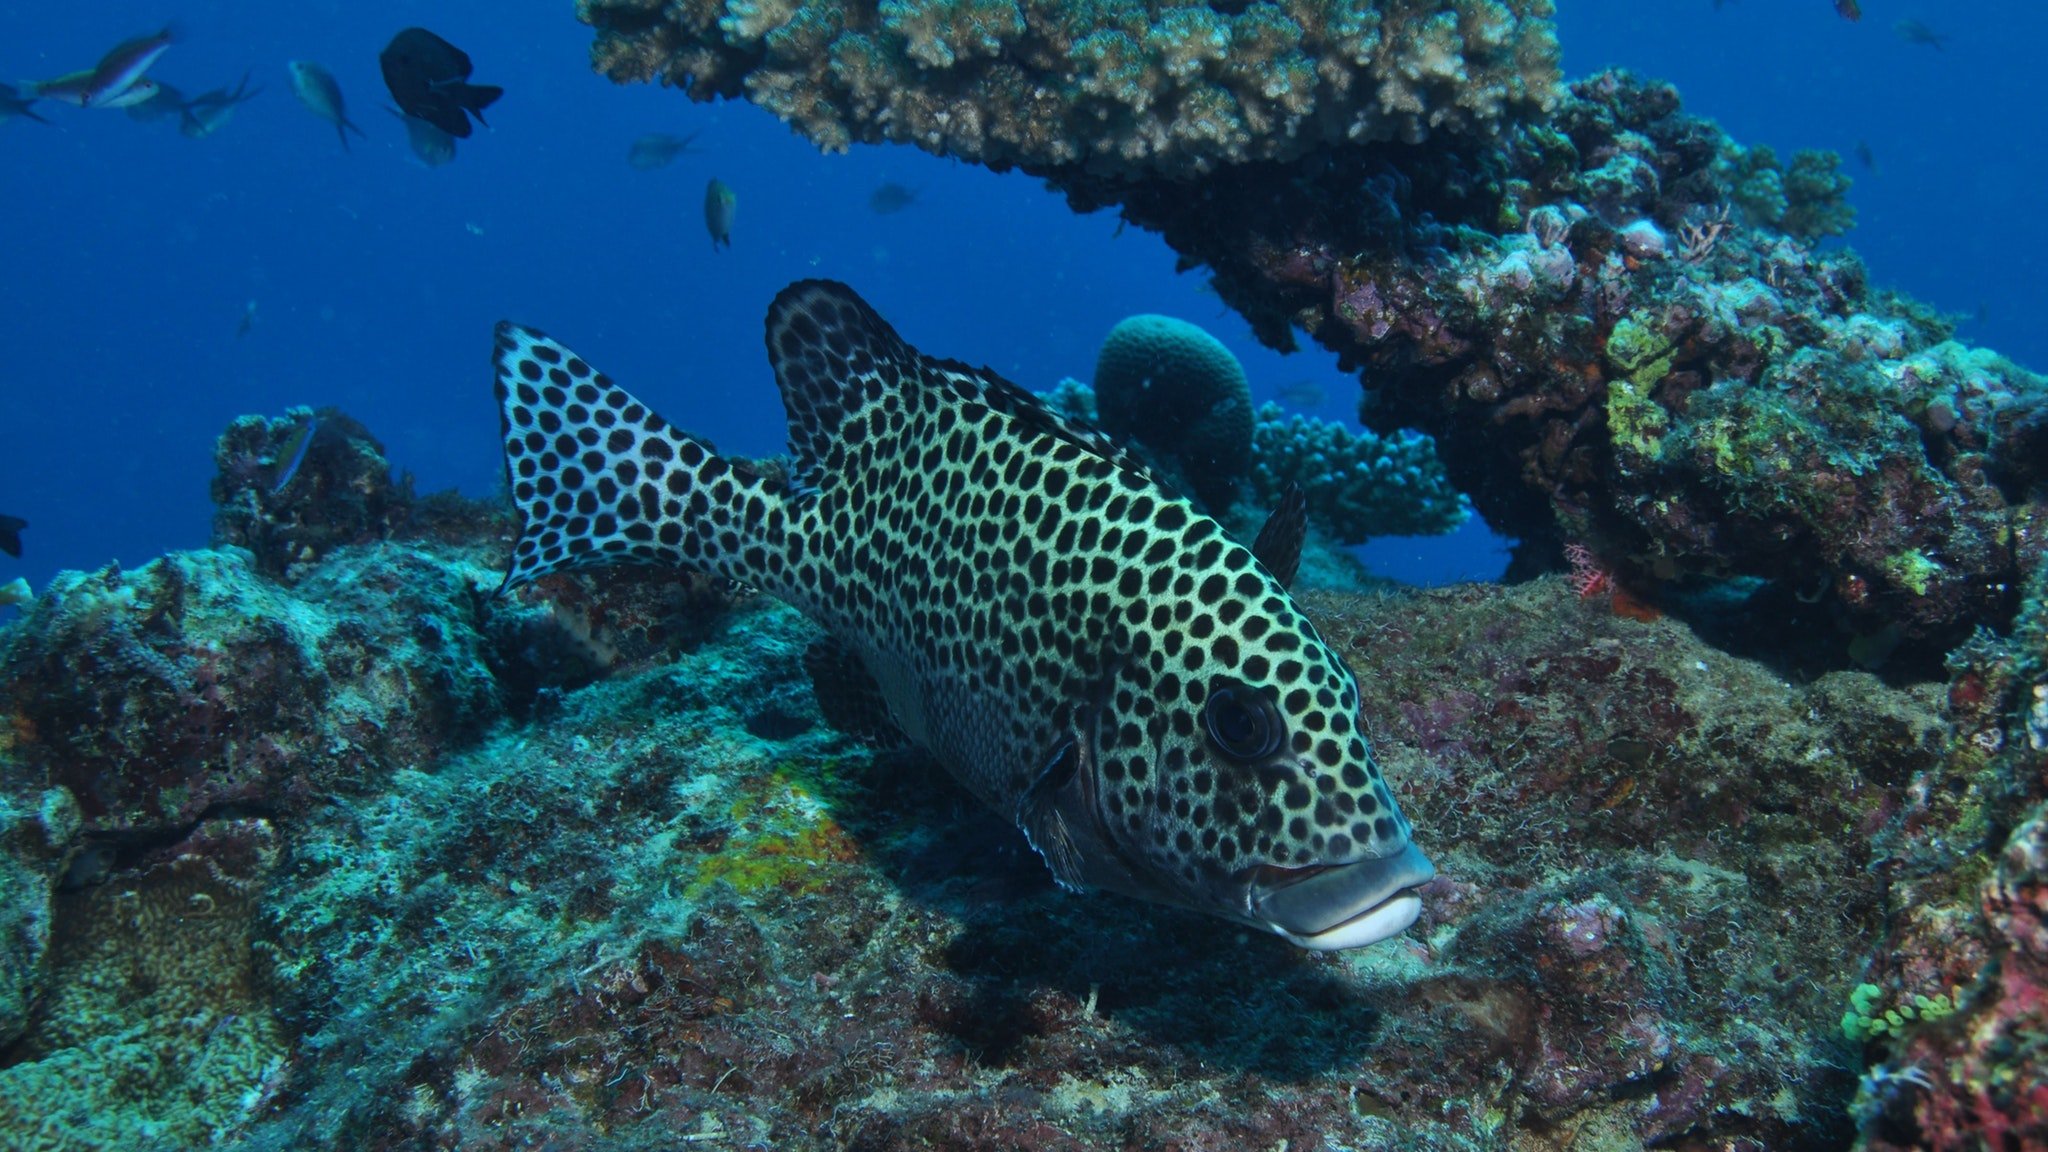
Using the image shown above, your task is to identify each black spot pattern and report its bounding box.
[491,281,1417,921]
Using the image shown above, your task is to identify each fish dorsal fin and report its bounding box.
[765,280,1151,494]
[1252,482,1307,589]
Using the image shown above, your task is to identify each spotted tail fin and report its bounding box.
[492,322,783,596]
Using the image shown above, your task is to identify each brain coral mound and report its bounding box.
[578,0,1561,178]
[1092,313,1254,504]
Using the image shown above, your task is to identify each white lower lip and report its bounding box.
[1268,891,1424,951]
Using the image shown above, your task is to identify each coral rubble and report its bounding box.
[577,0,1560,178]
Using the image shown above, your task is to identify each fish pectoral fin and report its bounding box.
[802,636,907,748]
[1251,481,1307,589]
[1017,741,1091,893]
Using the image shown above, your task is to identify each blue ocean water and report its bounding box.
[0,1,2036,595]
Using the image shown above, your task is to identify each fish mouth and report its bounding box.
[1247,841,1436,950]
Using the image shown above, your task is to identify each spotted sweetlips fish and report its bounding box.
[491,281,1435,949]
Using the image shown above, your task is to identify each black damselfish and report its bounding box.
[379,28,500,139]
[490,282,1435,949]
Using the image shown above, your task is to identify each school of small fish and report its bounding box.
[5,22,502,168]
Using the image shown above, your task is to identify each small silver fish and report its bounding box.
[179,73,260,140]
[74,25,178,109]
[90,77,162,110]
[1273,380,1326,409]
[270,416,320,495]
[388,107,456,167]
[705,177,737,250]
[123,79,186,123]
[627,131,700,170]
[288,61,365,152]
[1894,19,1948,49]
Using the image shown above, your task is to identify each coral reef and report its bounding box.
[1249,402,1469,542]
[3,404,2040,1146]
[1058,70,2041,650]
[211,408,418,580]
[1091,312,1254,506]
[1845,552,2048,1151]
[1049,314,1467,546]
[578,0,2041,650]
[577,0,1560,178]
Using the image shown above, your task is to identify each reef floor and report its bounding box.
[1,470,2043,1151]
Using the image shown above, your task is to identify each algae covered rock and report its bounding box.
[0,544,503,835]
[0,819,289,1151]
[0,788,77,1050]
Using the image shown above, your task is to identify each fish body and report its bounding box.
[236,299,258,338]
[388,107,456,167]
[180,73,261,139]
[90,77,161,110]
[704,178,737,249]
[868,182,920,214]
[627,131,699,170]
[379,28,501,140]
[1273,380,1325,409]
[0,81,49,125]
[78,25,177,109]
[0,514,23,558]
[1894,19,1947,48]
[123,79,185,123]
[29,69,102,107]
[489,281,1435,950]
[270,417,320,495]
[288,61,364,151]
[1834,0,1861,20]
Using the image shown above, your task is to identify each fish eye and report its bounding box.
[1202,679,1283,762]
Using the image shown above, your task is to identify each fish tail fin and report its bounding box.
[492,322,786,597]
[458,83,502,123]
[335,118,351,153]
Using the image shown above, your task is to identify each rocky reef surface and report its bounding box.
[0,407,2041,1151]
